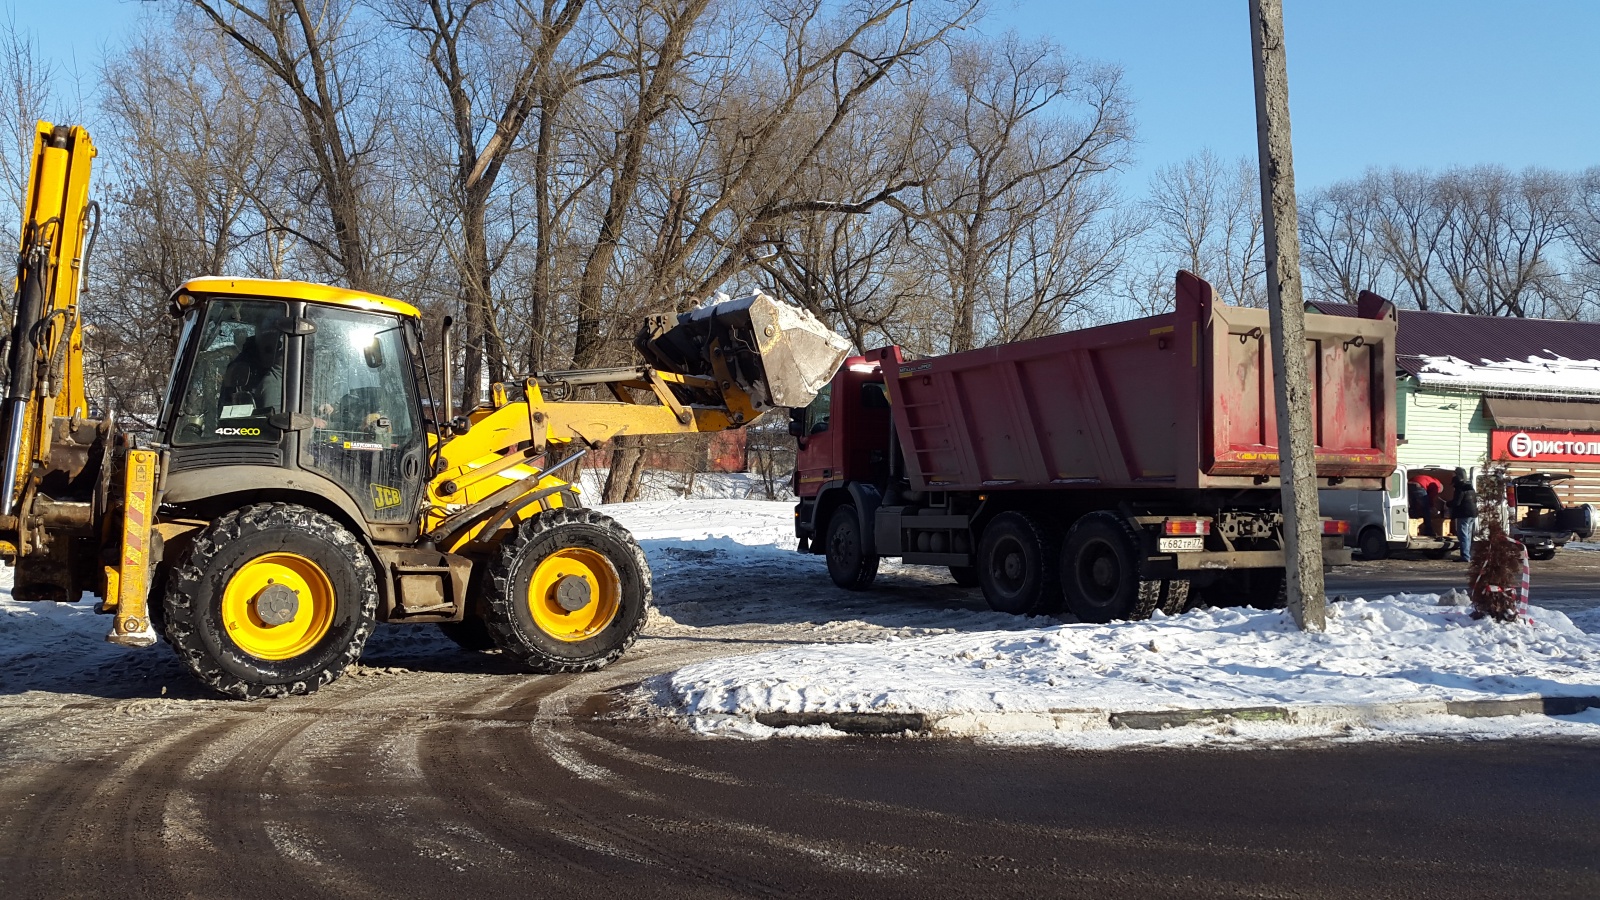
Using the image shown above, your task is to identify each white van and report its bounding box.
[1318,465,1475,560]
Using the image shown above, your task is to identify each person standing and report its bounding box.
[1452,469,1478,563]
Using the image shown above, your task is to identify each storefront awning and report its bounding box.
[1483,395,1600,431]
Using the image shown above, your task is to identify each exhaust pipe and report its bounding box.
[439,315,454,424]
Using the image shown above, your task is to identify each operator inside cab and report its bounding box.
[172,301,288,443]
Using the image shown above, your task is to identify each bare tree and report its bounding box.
[1432,166,1571,317]
[1140,150,1264,309]
[93,9,295,425]
[1303,166,1580,318]
[388,0,599,404]
[897,33,1133,352]
[189,0,389,291]
[1300,174,1384,304]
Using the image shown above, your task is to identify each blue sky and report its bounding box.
[983,0,1600,191]
[14,1,1600,195]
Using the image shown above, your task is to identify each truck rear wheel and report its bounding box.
[482,508,650,673]
[825,504,879,590]
[1060,512,1162,623]
[977,511,1059,615]
[1358,526,1388,561]
[1158,579,1191,616]
[161,503,378,699]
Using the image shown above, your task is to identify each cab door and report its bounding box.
[1386,469,1409,540]
[299,305,428,525]
[792,381,836,498]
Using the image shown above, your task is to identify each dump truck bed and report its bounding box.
[874,272,1397,493]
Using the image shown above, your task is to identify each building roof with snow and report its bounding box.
[1307,301,1600,397]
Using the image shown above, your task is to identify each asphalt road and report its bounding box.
[1,673,1598,900]
[1,557,1597,899]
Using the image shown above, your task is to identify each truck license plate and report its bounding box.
[1158,537,1204,552]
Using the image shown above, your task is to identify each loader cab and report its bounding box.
[159,279,432,539]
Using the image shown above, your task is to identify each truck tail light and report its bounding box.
[1505,485,1517,508]
[1322,519,1350,535]
[1162,518,1211,535]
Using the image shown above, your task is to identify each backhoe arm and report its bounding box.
[0,122,95,519]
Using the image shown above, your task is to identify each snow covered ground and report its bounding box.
[605,501,1600,747]
[3,498,1599,749]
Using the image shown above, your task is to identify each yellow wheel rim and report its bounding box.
[527,548,621,642]
[220,552,337,661]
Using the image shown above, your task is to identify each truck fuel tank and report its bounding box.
[636,291,851,410]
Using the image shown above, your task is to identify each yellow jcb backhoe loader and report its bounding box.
[1,122,850,698]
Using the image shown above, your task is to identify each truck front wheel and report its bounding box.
[825,504,879,590]
[977,511,1060,615]
[1060,512,1161,623]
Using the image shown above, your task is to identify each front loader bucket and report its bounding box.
[636,291,851,410]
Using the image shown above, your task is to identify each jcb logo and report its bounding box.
[371,484,402,510]
[215,427,262,436]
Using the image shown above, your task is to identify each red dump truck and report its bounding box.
[790,272,1398,621]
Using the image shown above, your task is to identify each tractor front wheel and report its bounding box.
[481,508,650,673]
[162,503,378,699]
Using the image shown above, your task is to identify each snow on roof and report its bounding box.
[1308,301,1600,387]
[1416,353,1600,397]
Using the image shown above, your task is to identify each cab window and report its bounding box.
[300,305,426,523]
[170,300,287,446]
[303,307,418,449]
[804,382,832,435]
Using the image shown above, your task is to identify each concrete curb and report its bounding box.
[750,696,1600,737]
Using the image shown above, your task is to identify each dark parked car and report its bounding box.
[1510,474,1595,560]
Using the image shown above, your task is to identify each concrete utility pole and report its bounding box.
[1249,0,1325,631]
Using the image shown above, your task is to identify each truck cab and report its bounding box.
[790,357,892,548]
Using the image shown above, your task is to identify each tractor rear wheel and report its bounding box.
[482,508,650,673]
[162,503,378,699]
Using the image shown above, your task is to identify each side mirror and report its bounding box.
[363,338,384,368]
[787,408,806,439]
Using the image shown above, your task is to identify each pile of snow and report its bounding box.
[1417,353,1600,396]
[666,595,1600,719]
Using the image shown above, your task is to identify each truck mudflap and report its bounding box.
[636,291,852,411]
